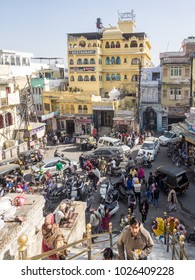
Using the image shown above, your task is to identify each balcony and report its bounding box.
[0,97,8,107]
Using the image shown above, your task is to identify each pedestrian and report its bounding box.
[117,216,154,260]
[100,207,110,232]
[99,157,107,176]
[126,175,133,191]
[140,199,149,224]
[133,179,141,207]
[129,167,137,178]
[138,166,145,181]
[102,247,119,260]
[89,208,101,243]
[41,213,68,260]
[56,160,63,179]
[127,191,136,214]
[91,166,100,192]
[140,176,147,198]
[153,187,160,209]
[167,188,178,212]
[79,153,85,169]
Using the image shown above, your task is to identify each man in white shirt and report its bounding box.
[110,158,116,176]
[133,179,141,207]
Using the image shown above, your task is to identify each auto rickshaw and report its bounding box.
[154,165,189,194]
[18,149,43,169]
[75,135,97,151]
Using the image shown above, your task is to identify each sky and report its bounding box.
[1,0,195,67]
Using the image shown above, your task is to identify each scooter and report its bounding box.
[98,200,119,217]
[99,179,112,203]
[116,182,131,202]
[106,165,122,176]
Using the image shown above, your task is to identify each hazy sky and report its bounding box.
[1,0,195,67]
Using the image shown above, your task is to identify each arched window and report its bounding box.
[70,75,74,81]
[124,44,129,48]
[91,75,96,81]
[83,105,88,113]
[139,43,143,48]
[77,58,82,65]
[124,58,127,63]
[5,112,13,126]
[111,57,115,64]
[111,74,116,80]
[16,56,20,65]
[105,42,110,48]
[111,41,115,48]
[78,105,82,112]
[93,43,97,47]
[70,105,75,114]
[70,59,74,65]
[78,75,83,81]
[106,57,110,65]
[131,58,140,65]
[106,74,110,81]
[0,114,4,128]
[84,75,89,81]
[83,58,89,64]
[116,57,121,64]
[130,40,138,47]
[90,58,95,64]
[73,44,77,48]
[10,56,15,65]
[79,40,86,47]
[116,73,121,81]
[88,43,91,47]
[132,75,139,82]
[116,41,120,48]
[68,44,72,48]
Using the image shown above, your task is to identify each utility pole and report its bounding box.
[137,48,143,132]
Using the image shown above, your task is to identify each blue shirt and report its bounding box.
[126,179,133,191]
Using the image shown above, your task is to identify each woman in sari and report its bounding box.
[100,207,110,232]
[41,213,67,260]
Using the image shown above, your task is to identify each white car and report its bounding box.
[137,137,160,161]
[31,157,79,179]
[158,131,179,146]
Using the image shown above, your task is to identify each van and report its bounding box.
[154,165,189,194]
[97,136,131,156]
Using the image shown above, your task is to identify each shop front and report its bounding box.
[113,111,135,133]
[75,115,93,135]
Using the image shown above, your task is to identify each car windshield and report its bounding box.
[163,132,174,138]
[141,143,154,150]
[113,140,122,147]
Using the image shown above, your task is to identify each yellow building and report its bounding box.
[160,37,195,124]
[67,11,152,107]
[42,91,94,134]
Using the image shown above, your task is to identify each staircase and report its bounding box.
[67,233,195,260]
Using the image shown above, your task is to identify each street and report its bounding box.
[42,142,195,234]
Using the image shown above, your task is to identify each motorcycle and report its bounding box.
[142,160,153,168]
[66,174,88,201]
[54,149,64,158]
[115,182,131,202]
[106,165,122,176]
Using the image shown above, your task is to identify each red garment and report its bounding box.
[101,211,110,231]
[138,167,145,180]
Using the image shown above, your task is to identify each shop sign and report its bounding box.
[31,126,45,136]
[76,119,92,123]
[41,111,59,121]
[69,50,96,55]
[92,105,113,111]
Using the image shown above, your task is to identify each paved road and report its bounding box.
[43,142,195,234]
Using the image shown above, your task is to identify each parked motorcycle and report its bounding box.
[106,165,122,176]
[100,179,112,203]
